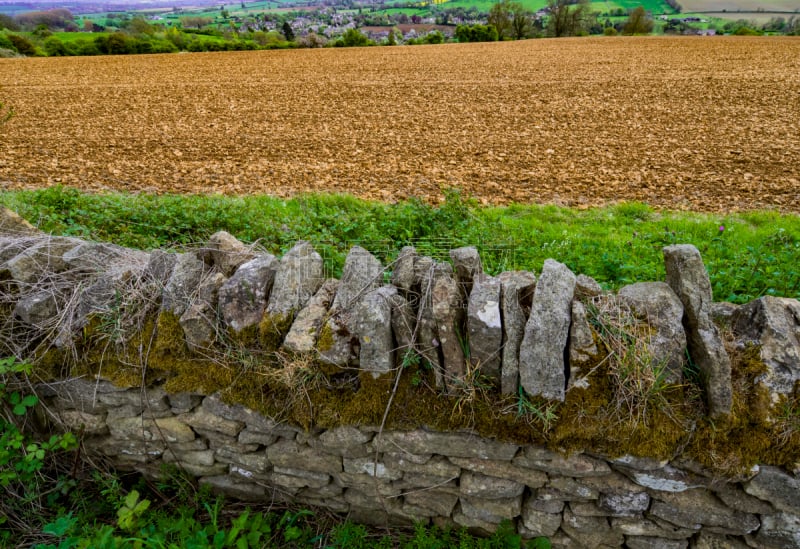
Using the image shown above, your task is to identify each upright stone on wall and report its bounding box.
[162,253,207,317]
[283,279,338,354]
[468,276,503,385]
[318,246,383,367]
[450,246,483,304]
[200,231,255,277]
[431,263,466,392]
[261,241,324,349]
[663,244,733,418]
[180,272,226,350]
[519,259,576,401]
[218,255,278,333]
[618,282,687,385]
[497,271,536,396]
[391,246,417,293]
[731,296,800,400]
[352,285,397,378]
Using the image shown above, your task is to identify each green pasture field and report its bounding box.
[47,31,111,42]
[2,187,798,304]
[681,0,800,12]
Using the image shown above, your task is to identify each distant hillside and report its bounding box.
[680,0,800,12]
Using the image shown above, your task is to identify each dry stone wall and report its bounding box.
[2,207,800,547]
[42,378,800,548]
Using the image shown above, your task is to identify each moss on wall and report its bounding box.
[24,309,800,477]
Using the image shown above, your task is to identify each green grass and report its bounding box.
[47,31,111,43]
[1,187,798,304]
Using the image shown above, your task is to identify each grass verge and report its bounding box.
[1,186,798,304]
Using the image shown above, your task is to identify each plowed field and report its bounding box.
[1,36,799,212]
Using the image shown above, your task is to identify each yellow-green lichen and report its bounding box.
[259,310,294,351]
[315,316,335,353]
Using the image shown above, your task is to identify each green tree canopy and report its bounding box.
[623,6,654,35]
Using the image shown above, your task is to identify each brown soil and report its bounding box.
[1,36,798,212]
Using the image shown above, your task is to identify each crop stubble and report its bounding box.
[1,36,798,212]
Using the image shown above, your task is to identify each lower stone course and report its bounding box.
[45,378,800,548]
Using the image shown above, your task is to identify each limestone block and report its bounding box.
[0,206,38,235]
[691,532,750,549]
[316,425,372,454]
[181,406,244,438]
[58,409,108,436]
[664,243,733,418]
[343,457,403,480]
[610,517,696,540]
[568,300,601,390]
[598,491,650,516]
[743,465,800,514]
[162,449,216,467]
[732,296,800,399]
[561,507,624,548]
[626,537,687,549]
[336,246,385,310]
[201,393,283,434]
[497,270,536,396]
[214,448,268,473]
[449,246,483,299]
[374,430,518,460]
[520,500,562,537]
[467,275,503,384]
[546,476,600,500]
[237,428,278,447]
[283,278,338,354]
[714,482,776,515]
[218,255,277,333]
[575,273,603,299]
[266,439,341,474]
[13,290,58,327]
[161,252,207,317]
[513,447,610,477]
[448,457,547,488]
[168,393,202,414]
[519,259,576,401]
[385,454,460,479]
[649,490,759,536]
[262,241,324,348]
[63,242,148,278]
[618,464,707,493]
[352,285,396,377]
[271,467,331,489]
[618,281,687,384]
[97,386,170,411]
[180,272,226,350]
[4,237,79,283]
[459,495,522,523]
[754,512,800,548]
[146,250,177,285]
[431,263,466,392]
[460,471,525,499]
[108,416,195,444]
[390,246,417,293]
[200,231,255,277]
